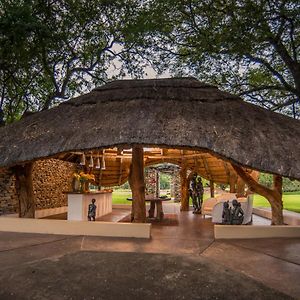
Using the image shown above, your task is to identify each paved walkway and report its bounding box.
[0,209,300,299]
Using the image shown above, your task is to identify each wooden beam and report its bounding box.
[210,180,215,197]
[129,146,146,223]
[229,174,237,193]
[179,162,189,211]
[236,176,246,197]
[232,164,283,225]
[201,156,212,180]
[117,148,123,186]
[14,163,35,218]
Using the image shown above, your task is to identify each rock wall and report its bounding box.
[170,169,181,201]
[32,159,75,210]
[0,168,18,214]
[145,167,160,197]
[0,159,75,214]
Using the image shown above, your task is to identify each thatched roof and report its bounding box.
[0,77,299,179]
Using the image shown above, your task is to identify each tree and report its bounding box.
[0,0,144,123]
[137,0,300,117]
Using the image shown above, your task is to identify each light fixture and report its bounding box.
[101,154,106,170]
[80,153,86,165]
[95,152,101,169]
[89,154,94,168]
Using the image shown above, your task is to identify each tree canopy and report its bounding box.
[136,0,300,117]
[0,0,143,122]
[1,0,299,121]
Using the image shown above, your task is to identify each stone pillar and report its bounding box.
[0,168,18,214]
[171,169,181,202]
[145,167,159,197]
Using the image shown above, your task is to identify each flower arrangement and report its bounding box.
[73,172,95,182]
[78,172,95,182]
[73,172,95,193]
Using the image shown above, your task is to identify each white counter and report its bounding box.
[66,191,112,221]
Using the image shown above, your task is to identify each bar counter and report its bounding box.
[65,190,112,221]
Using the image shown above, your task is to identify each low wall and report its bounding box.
[253,207,300,225]
[0,217,151,239]
[214,224,300,239]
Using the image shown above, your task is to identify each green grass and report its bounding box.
[112,190,132,204]
[112,191,211,205]
[254,192,300,213]
[112,190,300,213]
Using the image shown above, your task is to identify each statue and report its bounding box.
[189,173,203,214]
[222,201,231,224]
[231,199,244,225]
[88,198,97,221]
[196,177,204,213]
[221,199,244,225]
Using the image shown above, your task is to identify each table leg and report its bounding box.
[156,201,164,221]
[148,201,155,218]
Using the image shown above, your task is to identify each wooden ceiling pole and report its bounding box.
[210,180,215,198]
[232,164,284,225]
[129,146,146,223]
[179,159,189,211]
[13,162,35,218]
[236,176,246,197]
[117,148,123,186]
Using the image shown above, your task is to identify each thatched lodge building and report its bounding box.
[0,78,299,227]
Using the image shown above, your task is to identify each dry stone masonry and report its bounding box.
[0,159,75,214]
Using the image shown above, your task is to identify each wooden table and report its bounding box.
[127,197,171,221]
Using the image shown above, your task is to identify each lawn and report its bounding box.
[254,192,300,213]
[112,190,132,204]
[112,190,300,213]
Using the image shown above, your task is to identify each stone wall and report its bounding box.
[0,159,75,214]
[0,168,18,214]
[170,169,181,201]
[145,167,159,197]
[32,159,75,210]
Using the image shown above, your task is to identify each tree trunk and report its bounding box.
[130,146,146,223]
[229,175,237,193]
[210,180,215,197]
[236,177,246,197]
[14,163,35,218]
[270,175,284,225]
[232,164,284,225]
[180,166,189,211]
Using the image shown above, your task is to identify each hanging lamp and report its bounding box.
[80,153,86,165]
[95,152,101,169]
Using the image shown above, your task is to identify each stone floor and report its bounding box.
[1,208,300,299]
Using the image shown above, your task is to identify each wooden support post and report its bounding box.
[129,146,146,223]
[236,176,246,197]
[272,174,283,225]
[232,164,284,225]
[14,163,35,218]
[179,165,189,211]
[229,174,237,193]
[210,180,215,198]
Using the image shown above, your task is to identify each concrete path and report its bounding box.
[0,210,299,299]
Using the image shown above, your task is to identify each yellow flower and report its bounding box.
[78,172,95,182]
